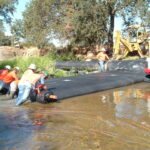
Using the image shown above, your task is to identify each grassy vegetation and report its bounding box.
[0,52,80,78]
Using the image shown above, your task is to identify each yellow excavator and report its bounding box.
[113,24,150,60]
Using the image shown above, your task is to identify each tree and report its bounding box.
[0,0,18,46]
[11,19,25,45]
[0,0,18,23]
[63,0,109,46]
[22,0,109,48]
[135,0,150,26]
[23,0,58,48]
[22,0,150,50]
[0,21,5,45]
[45,0,109,46]
[96,0,150,47]
[0,21,11,46]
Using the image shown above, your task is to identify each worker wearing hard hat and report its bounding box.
[97,48,109,72]
[0,65,11,80]
[0,65,11,92]
[9,64,37,99]
[16,64,48,106]
[0,67,19,93]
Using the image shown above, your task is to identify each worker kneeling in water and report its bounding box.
[0,65,11,93]
[0,67,19,95]
[8,80,19,98]
[0,65,11,80]
[29,83,58,104]
[16,64,57,106]
[16,64,40,106]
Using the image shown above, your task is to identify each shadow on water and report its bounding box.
[0,82,150,150]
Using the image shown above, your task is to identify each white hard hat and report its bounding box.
[28,64,36,70]
[14,67,19,71]
[101,48,106,52]
[5,65,11,70]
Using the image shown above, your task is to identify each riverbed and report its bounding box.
[0,82,150,150]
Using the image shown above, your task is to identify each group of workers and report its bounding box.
[0,46,109,105]
[0,64,48,106]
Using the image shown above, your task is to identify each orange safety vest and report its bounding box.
[0,69,9,80]
[3,70,18,85]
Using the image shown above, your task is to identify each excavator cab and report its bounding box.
[128,28,137,43]
[137,27,146,42]
[128,25,147,43]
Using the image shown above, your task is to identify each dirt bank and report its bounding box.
[0,46,40,61]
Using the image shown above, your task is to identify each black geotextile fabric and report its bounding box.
[107,58,147,73]
[55,60,99,71]
[55,58,147,72]
[45,70,145,100]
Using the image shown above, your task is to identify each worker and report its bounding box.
[8,64,37,99]
[0,65,11,80]
[16,64,47,106]
[0,67,19,93]
[29,71,50,102]
[8,79,19,99]
[0,65,11,91]
[35,71,49,87]
[31,83,58,104]
[97,47,109,72]
[9,72,47,99]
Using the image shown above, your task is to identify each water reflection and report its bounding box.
[144,91,150,114]
[0,83,150,150]
[113,88,147,121]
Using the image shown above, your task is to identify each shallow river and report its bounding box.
[0,82,150,150]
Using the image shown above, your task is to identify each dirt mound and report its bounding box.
[21,47,40,57]
[0,46,17,61]
[0,46,40,61]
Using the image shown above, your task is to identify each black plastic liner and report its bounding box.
[48,59,148,100]
[55,60,99,71]
[55,58,147,72]
[107,58,147,73]
[46,70,145,100]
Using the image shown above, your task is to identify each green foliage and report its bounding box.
[0,0,18,23]
[11,19,25,43]
[0,21,5,44]
[22,0,109,48]
[0,36,11,46]
[23,0,55,48]
[71,1,108,46]
[0,53,79,78]
[0,21,11,46]
[0,0,18,45]
[116,0,150,31]
[18,0,150,50]
[48,50,81,61]
[136,1,150,26]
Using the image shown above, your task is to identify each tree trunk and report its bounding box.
[108,13,115,47]
[108,3,115,48]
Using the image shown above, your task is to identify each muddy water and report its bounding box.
[0,82,150,150]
